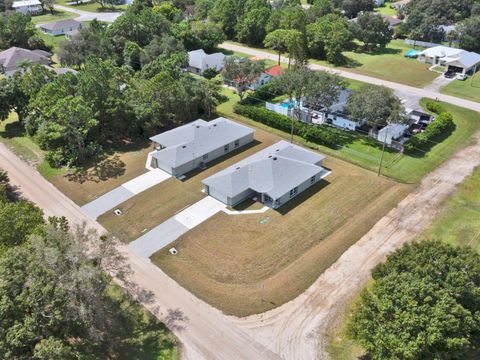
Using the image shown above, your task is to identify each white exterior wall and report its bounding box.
[14,4,42,14]
[41,24,82,36]
[331,116,358,130]
[249,73,271,90]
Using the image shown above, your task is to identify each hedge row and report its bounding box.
[234,104,343,148]
[403,101,455,152]
[242,82,283,105]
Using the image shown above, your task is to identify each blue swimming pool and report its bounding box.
[405,50,420,58]
[280,100,298,108]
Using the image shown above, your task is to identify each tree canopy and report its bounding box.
[349,241,480,359]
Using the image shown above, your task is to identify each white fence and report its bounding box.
[404,39,442,48]
[266,102,289,116]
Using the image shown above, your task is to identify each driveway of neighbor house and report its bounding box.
[82,168,171,219]
[53,4,122,22]
[129,196,226,258]
[423,74,456,93]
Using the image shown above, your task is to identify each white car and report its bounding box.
[457,73,468,81]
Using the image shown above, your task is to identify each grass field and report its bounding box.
[226,39,439,88]
[30,10,78,25]
[150,153,411,316]
[440,72,480,103]
[99,131,280,242]
[36,31,67,53]
[374,2,397,16]
[218,89,480,184]
[421,167,480,252]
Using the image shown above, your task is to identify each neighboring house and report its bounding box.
[0,47,51,76]
[203,140,330,209]
[418,46,480,74]
[12,0,42,14]
[149,118,254,177]
[377,123,409,145]
[392,0,411,10]
[187,49,226,75]
[39,19,83,36]
[380,14,403,28]
[375,0,385,6]
[249,64,284,90]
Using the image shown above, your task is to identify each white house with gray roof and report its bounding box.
[187,49,226,75]
[203,141,330,209]
[39,19,83,36]
[149,118,254,176]
[12,0,42,14]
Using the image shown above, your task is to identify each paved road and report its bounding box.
[220,43,480,112]
[0,142,280,360]
[54,4,122,22]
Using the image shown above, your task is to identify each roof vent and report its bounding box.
[268,155,272,158]
[196,125,200,128]
[275,149,280,152]
[273,157,277,161]
[182,145,187,148]
[213,124,217,127]
[236,166,240,170]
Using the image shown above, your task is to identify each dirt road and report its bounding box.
[220,43,480,113]
[233,132,480,359]
[0,141,280,360]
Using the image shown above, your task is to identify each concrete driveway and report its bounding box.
[54,4,122,22]
[81,169,171,219]
[129,196,226,258]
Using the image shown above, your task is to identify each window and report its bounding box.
[224,144,229,152]
[289,187,298,198]
[310,176,316,184]
[203,153,208,160]
[234,139,240,148]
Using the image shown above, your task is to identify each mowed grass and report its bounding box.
[374,2,397,16]
[441,71,480,103]
[56,0,127,12]
[30,10,78,25]
[218,88,480,183]
[98,131,280,242]
[36,30,67,53]
[421,167,480,252]
[151,155,412,316]
[49,142,152,206]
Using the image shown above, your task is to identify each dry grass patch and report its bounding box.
[151,157,412,316]
[98,131,279,242]
[50,143,151,206]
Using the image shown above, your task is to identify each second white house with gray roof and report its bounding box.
[149,118,254,176]
[203,141,330,209]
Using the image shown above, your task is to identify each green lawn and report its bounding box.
[440,71,480,103]
[219,88,480,184]
[421,167,480,252]
[374,2,397,16]
[36,30,67,53]
[30,10,78,25]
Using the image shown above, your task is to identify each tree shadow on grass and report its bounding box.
[66,155,126,184]
[0,121,25,139]
[405,124,456,158]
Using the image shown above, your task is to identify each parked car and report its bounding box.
[444,71,456,78]
[457,73,468,81]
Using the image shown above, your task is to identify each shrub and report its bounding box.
[242,82,282,105]
[404,104,455,153]
[234,104,342,148]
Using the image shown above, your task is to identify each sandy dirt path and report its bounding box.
[232,132,480,359]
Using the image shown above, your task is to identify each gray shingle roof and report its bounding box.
[39,19,82,31]
[150,118,254,168]
[203,141,326,199]
[0,47,51,69]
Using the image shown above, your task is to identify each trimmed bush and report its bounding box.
[234,104,343,148]
[404,102,455,153]
[242,82,282,105]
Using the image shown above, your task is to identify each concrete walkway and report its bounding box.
[129,196,226,258]
[54,4,122,22]
[82,168,171,219]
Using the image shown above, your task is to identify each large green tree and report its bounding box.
[236,0,272,46]
[458,16,480,53]
[346,84,406,128]
[350,241,480,359]
[0,12,36,49]
[306,14,351,63]
[222,56,266,101]
[264,29,289,65]
[351,12,393,50]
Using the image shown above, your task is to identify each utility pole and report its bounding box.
[289,102,295,143]
[377,128,388,177]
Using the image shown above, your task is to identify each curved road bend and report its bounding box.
[219,43,480,113]
[54,4,122,22]
[0,141,280,360]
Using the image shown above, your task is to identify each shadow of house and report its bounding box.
[277,178,331,216]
